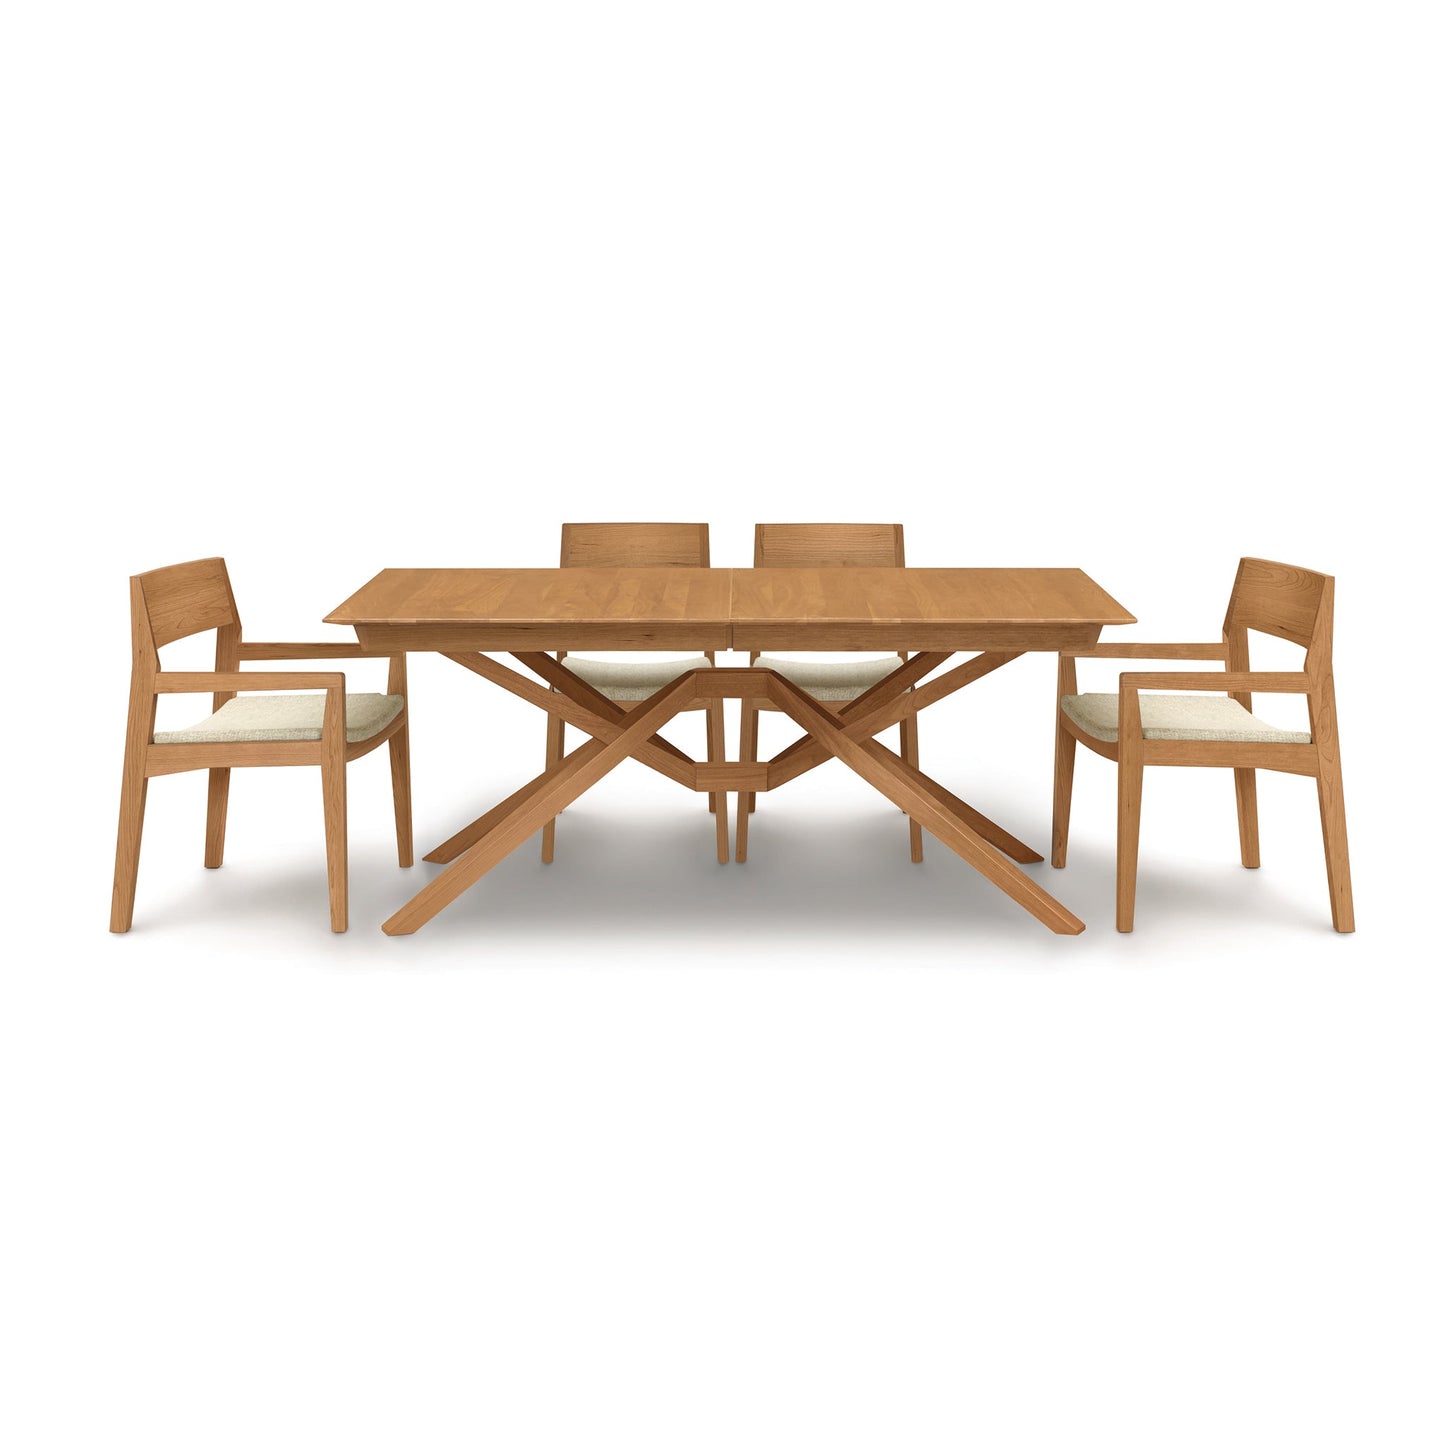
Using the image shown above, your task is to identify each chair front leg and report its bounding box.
[110,688,156,933]
[1116,755,1144,933]
[1116,680,1144,933]
[390,727,414,867]
[1051,655,1078,869]
[1234,768,1260,868]
[1052,723,1076,870]
[204,769,231,869]
[320,692,348,933]
[388,654,413,867]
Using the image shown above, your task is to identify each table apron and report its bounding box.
[727,623,1105,651]
[354,623,730,654]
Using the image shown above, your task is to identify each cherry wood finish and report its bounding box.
[112,558,412,935]
[1052,558,1354,933]
[328,565,1133,936]
[325,566,731,652]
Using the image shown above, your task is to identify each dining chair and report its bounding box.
[1051,557,1353,932]
[737,523,922,863]
[110,557,413,934]
[542,522,728,863]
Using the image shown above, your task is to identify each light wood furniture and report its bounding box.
[326,565,1134,935]
[738,523,920,863]
[543,523,728,864]
[1051,557,1353,933]
[111,558,413,934]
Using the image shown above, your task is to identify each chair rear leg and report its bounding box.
[1116,757,1144,932]
[1316,759,1355,933]
[1051,723,1076,868]
[390,725,414,868]
[110,774,149,933]
[540,714,564,862]
[900,715,923,862]
[205,768,231,869]
[705,696,728,861]
[1234,768,1260,868]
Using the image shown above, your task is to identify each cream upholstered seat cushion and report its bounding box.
[756,654,903,702]
[1062,692,1311,745]
[154,692,405,745]
[562,654,712,702]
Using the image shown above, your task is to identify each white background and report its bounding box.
[3,3,1442,1441]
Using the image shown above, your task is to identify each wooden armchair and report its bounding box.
[737,523,922,864]
[1051,557,1353,933]
[110,558,413,934]
[542,523,728,863]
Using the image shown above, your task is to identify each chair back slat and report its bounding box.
[754,523,905,567]
[136,558,239,649]
[560,523,710,568]
[1224,558,1330,650]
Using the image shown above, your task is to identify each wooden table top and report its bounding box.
[327,568,734,651]
[728,567,1134,649]
[326,567,1134,652]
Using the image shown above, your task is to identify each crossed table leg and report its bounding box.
[380,651,1085,936]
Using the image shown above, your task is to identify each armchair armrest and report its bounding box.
[1063,643,1226,660]
[154,671,345,694]
[237,642,368,660]
[1118,672,1311,695]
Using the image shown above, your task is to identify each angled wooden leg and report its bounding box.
[321,693,348,933]
[205,768,231,868]
[111,686,156,933]
[707,698,729,862]
[385,678,695,935]
[1116,756,1144,933]
[1311,681,1354,932]
[769,678,1083,934]
[540,713,564,863]
[1234,768,1260,869]
[900,714,923,862]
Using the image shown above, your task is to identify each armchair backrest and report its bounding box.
[1222,558,1334,674]
[131,557,240,660]
[560,523,710,568]
[753,523,905,568]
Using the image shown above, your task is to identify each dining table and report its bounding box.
[325,566,1135,935]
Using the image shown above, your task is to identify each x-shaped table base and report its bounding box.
[381,651,1084,936]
